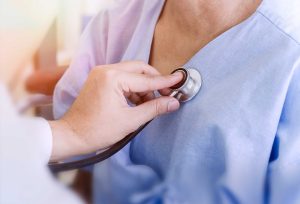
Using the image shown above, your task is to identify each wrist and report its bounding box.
[49,119,84,162]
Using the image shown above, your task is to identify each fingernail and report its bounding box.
[167,99,180,112]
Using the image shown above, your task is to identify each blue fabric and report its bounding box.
[53,0,300,203]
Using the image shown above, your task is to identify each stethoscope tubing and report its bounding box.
[48,120,152,172]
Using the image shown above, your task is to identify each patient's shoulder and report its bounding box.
[93,0,163,35]
[85,0,162,63]
[87,0,146,34]
[258,0,300,44]
[94,0,147,25]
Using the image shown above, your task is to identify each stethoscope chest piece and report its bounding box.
[170,67,202,102]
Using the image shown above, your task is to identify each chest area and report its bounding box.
[130,51,292,177]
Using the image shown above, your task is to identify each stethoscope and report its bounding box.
[48,67,202,172]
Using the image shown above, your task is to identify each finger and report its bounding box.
[120,72,183,93]
[111,61,160,76]
[129,97,180,125]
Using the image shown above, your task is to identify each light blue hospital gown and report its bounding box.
[53,0,300,203]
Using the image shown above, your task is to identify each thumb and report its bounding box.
[130,97,180,125]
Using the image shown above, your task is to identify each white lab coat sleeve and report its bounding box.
[0,84,83,204]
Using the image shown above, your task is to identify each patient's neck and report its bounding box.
[149,0,262,75]
[162,0,262,40]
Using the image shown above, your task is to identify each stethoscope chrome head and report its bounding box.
[169,67,202,102]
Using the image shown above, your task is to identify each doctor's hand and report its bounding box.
[49,62,182,161]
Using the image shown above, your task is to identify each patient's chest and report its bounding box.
[130,52,291,178]
[125,12,297,179]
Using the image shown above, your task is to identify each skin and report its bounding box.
[54,0,260,161]
[0,1,183,161]
[1,0,262,162]
[150,0,262,75]
[49,61,183,161]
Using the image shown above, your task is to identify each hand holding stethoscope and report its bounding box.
[49,61,183,163]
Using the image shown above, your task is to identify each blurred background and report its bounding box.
[0,1,117,202]
[0,0,116,119]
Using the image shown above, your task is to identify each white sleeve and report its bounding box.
[0,84,84,204]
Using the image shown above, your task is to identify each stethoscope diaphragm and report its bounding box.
[169,67,202,102]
